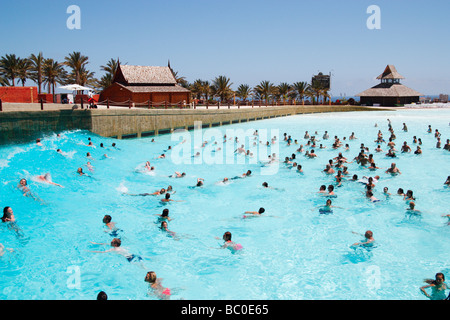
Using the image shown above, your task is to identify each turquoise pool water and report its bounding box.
[0,108,449,300]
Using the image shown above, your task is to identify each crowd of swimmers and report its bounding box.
[2,117,449,300]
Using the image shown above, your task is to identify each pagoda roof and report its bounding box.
[376,65,405,80]
[356,83,423,97]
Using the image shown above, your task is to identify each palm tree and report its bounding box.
[29,52,44,93]
[191,79,204,100]
[172,70,188,87]
[235,84,252,102]
[292,81,308,105]
[0,76,10,86]
[253,80,275,104]
[309,80,323,105]
[211,75,233,102]
[0,54,22,86]
[321,88,331,105]
[200,80,211,101]
[63,51,89,85]
[43,58,66,101]
[17,58,32,86]
[305,86,316,104]
[96,58,119,91]
[78,66,96,88]
[277,82,291,104]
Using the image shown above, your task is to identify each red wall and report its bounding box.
[38,93,54,103]
[0,86,38,103]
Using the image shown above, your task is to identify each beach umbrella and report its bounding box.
[58,84,92,91]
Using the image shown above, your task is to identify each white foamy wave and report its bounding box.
[116,182,128,194]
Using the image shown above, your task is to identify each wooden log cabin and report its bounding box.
[99,63,191,106]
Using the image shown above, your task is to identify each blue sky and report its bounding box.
[1,0,449,96]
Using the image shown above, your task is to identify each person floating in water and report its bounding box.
[145,271,171,300]
[17,178,30,196]
[36,173,64,188]
[420,273,448,300]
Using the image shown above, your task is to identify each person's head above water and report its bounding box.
[111,238,121,247]
[145,271,157,284]
[103,215,112,224]
[223,231,232,242]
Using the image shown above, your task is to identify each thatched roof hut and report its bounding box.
[356,65,423,106]
[99,63,190,106]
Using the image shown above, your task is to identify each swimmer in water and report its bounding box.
[160,193,183,203]
[36,173,64,187]
[90,238,144,266]
[1,206,15,223]
[351,230,375,248]
[77,167,87,176]
[195,178,204,187]
[314,199,343,214]
[406,201,421,214]
[18,178,30,196]
[86,161,95,172]
[401,141,411,153]
[366,191,380,203]
[102,215,116,232]
[326,185,336,197]
[420,273,448,300]
[403,190,415,202]
[169,171,186,178]
[145,271,171,300]
[160,221,177,239]
[155,208,173,222]
[385,163,401,175]
[215,231,243,253]
[444,176,450,186]
[231,170,252,180]
[243,207,265,218]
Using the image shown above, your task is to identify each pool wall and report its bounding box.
[0,105,388,144]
